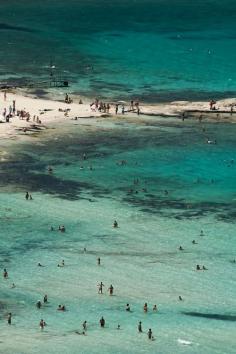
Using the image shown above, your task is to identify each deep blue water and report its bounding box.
[1,0,236,100]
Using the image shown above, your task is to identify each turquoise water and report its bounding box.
[1,0,236,100]
[0,116,236,353]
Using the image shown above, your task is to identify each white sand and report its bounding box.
[1,91,236,143]
[0,92,102,142]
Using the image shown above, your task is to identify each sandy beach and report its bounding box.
[1,90,236,145]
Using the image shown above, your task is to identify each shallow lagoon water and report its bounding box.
[0,116,236,353]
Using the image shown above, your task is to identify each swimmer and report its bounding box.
[100,316,105,328]
[97,257,101,265]
[179,246,184,251]
[117,324,121,330]
[38,262,44,267]
[196,264,201,270]
[200,230,204,236]
[143,303,148,313]
[57,260,65,267]
[43,295,48,303]
[50,226,54,231]
[108,284,114,295]
[113,220,118,228]
[98,282,105,294]
[11,283,16,289]
[84,247,87,252]
[3,268,8,278]
[192,240,197,244]
[29,194,33,200]
[126,304,131,312]
[138,321,143,333]
[82,321,87,330]
[57,304,66,311]
[179,296,183,301]
[7,313,12,325]
[75,331,86,335]
[202,265,208,270]
[206,139,214,144]
[48,166,53,173]
[153,304,157,311]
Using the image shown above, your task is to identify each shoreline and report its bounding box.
[1,89,236,146]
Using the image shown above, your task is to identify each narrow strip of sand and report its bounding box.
[1,91,236,143]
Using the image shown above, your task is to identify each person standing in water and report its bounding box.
[138,321,143,333]
[98,282,105,294]
[25,192,29,200]
[43,295,48,303]
[126,304,131,312]
[148,328,153,340]
[7,313,12,325]
[3,268,8,279]
[36,300,42,309]
[97,257,101,265]
[100,316,105,328]
[83,321,87,331]
[39,319,45,330]
[143,303,148,313]
[108,284,114,295]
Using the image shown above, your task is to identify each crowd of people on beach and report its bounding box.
[89,98,141,115]
[1,91,43,130]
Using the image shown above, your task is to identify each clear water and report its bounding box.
[1,0,236,100]
[0,116,236,353]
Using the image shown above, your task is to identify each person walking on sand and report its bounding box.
[98,282,105,294]
[13,100,16,114]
